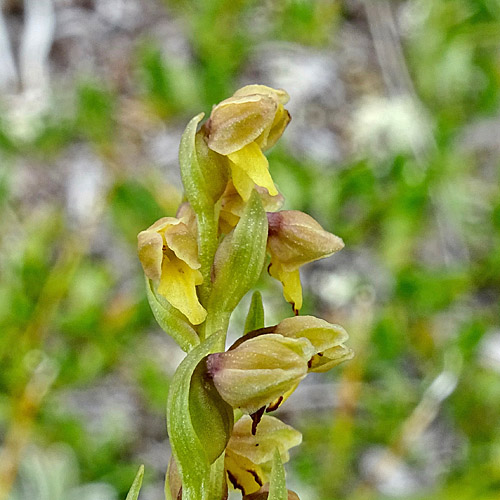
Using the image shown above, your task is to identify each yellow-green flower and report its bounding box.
[244,485,300,500]
[267,210,344,312]
[137,215,207,325]
[207,334,314,414]
[225,415,301,496]
[205,85,290,201]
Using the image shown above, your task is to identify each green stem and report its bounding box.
[201,309,230,349]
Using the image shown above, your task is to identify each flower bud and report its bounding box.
[225,415,301,496]
[207,334,314,414]
[207,85,290,156]
[267,211,344,269]
[274,316,353,372]
[204,85,290,202]
[267,210,344,311]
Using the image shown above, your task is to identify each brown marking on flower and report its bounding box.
[227,469,245,494]
[250,406,266,435]
[228,326,276,351]
[248,469,263,487]
[266,396,283,413]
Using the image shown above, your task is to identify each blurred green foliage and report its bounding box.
[0,0,499,499]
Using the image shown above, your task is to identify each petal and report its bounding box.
[157,257,207,325]
[229,160,256,202]
[137,230,163,280]
[269,261,303,311]
[164,221,200,269]
[256,104,291,151]
[228,142,278,201]
[176,202,198,237]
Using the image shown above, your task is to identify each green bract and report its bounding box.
[206,190,268,334]
[167,331,227,500]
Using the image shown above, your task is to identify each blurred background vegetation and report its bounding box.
[0,0,499,499]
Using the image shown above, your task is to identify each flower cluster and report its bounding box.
[137,85,352,500]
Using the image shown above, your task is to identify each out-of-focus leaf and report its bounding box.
[125,465,144,500]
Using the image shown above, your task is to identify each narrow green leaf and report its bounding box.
[167,330,226,500]
[244,291,265,334]
[126,465,144,500]
[207,191,268,323]
[146,278,200,352]
[268,449,287,500]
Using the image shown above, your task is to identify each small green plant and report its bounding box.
[135,85,352,500]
